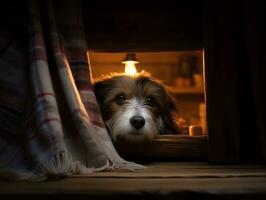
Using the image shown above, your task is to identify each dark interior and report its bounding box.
[82,0,203,52]
[1,0,266,199]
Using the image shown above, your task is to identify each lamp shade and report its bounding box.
[122,53,139,64]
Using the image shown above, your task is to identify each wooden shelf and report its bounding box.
[166,85,204,95]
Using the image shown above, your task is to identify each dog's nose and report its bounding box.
[130,116,145,129]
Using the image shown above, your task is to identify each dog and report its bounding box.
[94,74,186,142]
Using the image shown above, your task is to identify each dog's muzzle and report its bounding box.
[130,116,145,129]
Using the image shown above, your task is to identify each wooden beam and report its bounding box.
[115,135,208,161]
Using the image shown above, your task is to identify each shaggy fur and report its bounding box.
[94,74,185,142]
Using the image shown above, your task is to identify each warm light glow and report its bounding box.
[124,61,138,76]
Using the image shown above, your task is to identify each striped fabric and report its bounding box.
[51,1,140,170]
[0,0,142,181]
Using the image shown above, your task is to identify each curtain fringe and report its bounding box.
[113,161,146,171]
[33,150,73,179]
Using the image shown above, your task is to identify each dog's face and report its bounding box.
[94,75,183,142]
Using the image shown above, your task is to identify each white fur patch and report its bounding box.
[106,98,160,142]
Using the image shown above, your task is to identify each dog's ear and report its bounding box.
[162,93,187,135]
[93,79,110,109]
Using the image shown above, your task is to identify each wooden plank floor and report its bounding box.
[1,162,266,199]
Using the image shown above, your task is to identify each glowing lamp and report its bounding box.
[122,53,139,76]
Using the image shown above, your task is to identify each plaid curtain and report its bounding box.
[0,0,142,181]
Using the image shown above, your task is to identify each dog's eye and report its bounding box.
[146,97,155,107]
[115,94,127,105]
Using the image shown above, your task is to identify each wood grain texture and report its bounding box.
[1,163,266,198]
[115,135,208,161]
[74,162,266,178]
